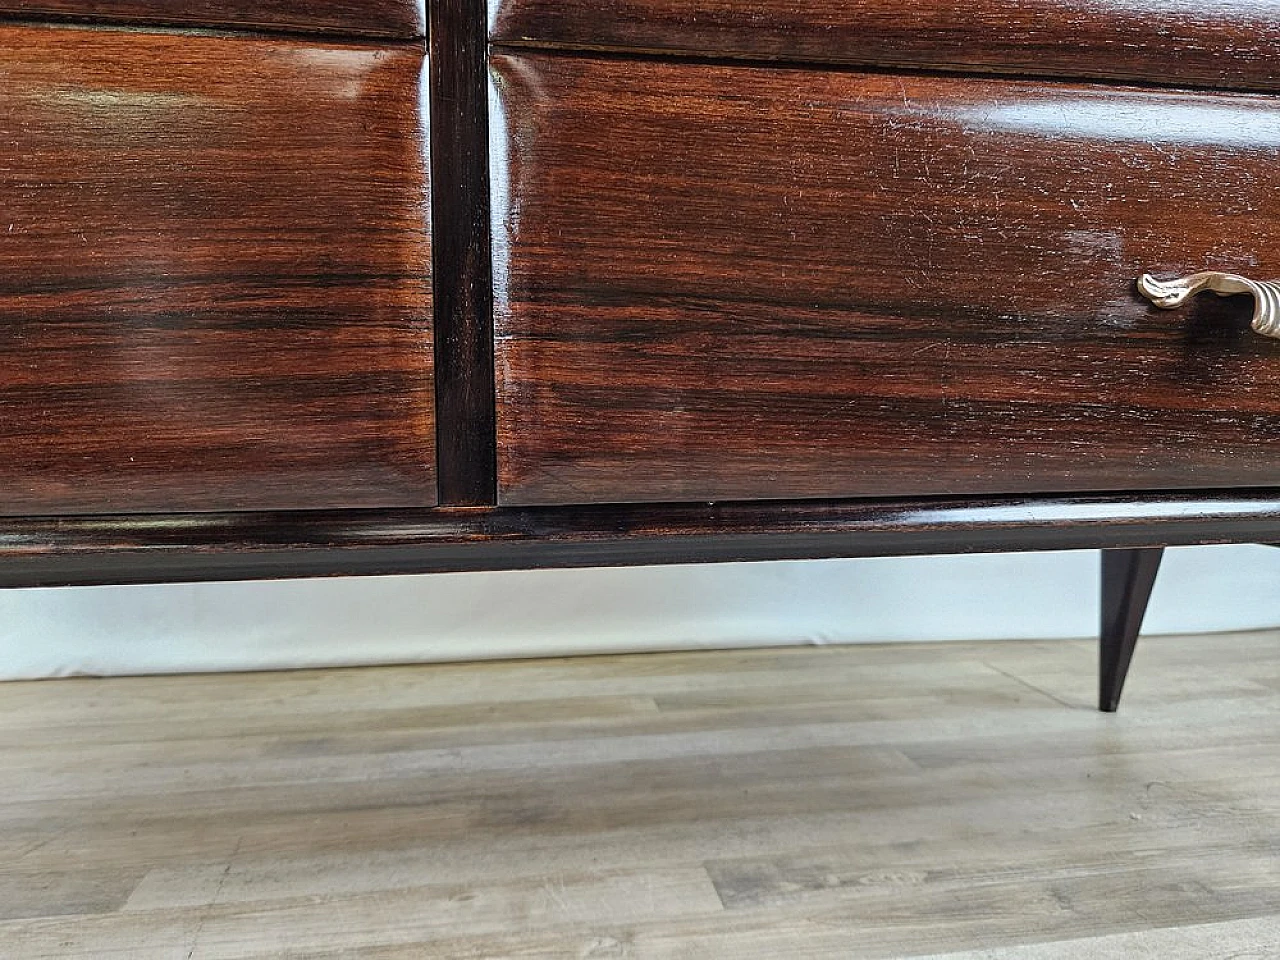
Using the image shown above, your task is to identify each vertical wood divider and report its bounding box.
[430,0,497,504]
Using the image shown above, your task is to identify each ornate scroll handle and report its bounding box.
[1138,271,1280,339]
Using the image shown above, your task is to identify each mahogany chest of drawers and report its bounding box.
[2,0,1278,710]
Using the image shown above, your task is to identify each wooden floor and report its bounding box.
[2,631,1280,959]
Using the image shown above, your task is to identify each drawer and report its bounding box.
[0,26,434,515]
[492,0,1280,93]
[2,0,423,37]
[492,54,1280,507]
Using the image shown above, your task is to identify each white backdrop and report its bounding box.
[1,545,1278,680]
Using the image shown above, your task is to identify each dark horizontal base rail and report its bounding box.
[2,489,1279,588]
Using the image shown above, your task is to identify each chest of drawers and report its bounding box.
[1,0,1278,710]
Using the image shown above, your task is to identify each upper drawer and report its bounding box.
[491,0,1280,93]
[0,25,434,516]
[491,54,1280,507]
[2,0,424,37]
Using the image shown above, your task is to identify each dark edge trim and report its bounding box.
[0,9,426,41]
[430,0,498,505]
[3,490,1279,588]
[486,40,1280,101]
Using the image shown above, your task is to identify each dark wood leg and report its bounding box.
[1099,547,1165,713]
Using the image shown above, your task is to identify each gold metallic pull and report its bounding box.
[1138,271,1280,339]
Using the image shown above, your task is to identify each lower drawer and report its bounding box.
[491,54,1280,506]
[0,26,434,515]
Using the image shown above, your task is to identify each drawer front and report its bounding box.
[0,26,434,516]
[492,54,1280,507]
[3,1,423,37]
[492,0,1280,93]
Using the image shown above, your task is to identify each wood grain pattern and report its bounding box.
[0,0,424,37]
[491,0,1280,93]
[3,634,1280,956]
[0,25,435,515]
[2,491,1279,587]
[492,55,1280,506]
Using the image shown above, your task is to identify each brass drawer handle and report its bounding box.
[1138,271,1280,339]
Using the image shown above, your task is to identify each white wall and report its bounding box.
[1,545,1277,680]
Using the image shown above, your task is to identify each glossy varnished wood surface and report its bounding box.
[4,634,1280,956]
[492,0,1280,93]
[0,0,424,37]
[3,491,1279,587]
[492,55,1280,506]
[0,26,435,515]
[431,0,498,505]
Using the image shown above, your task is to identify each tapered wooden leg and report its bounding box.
[1099,548,1165,712]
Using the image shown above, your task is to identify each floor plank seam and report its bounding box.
[981,661,1077,709]
[183,834,242,960]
